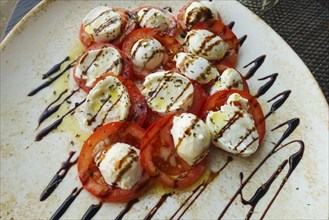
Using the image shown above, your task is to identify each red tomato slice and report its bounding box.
[142,80,208,128]
[79,8,136,48]
[78,122,152,202]
[122,28,183,80]
[177,1,221,32]
[132,6,177,35]
[73,43,135,93]
[92,73,147,127]
[192,19,240,71]
[200,90,266,144]
[140,114,207,188]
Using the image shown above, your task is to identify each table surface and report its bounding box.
[3,0,329,103]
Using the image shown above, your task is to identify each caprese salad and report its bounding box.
[72,0,266,202]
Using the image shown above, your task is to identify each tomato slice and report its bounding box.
[177,1,221,32]
[142,80,208,128]
[122,28,183,79]
[140,114,207,188]
[192,19,240,72]
[73,43,135,93]
[91,73,147,127]
[201,90,266,144]
[79,8,136,48]
[132,6,177,35]
[78,122,152,202]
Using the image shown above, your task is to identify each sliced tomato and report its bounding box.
[92,73,147,127]
[142,80,207,128]
[132,6,177,35]
[177,1,221,32]
[79,8,136,48]
[73,43,135,93]
[122,28,183,79]
[192,19,240,71]
[140,114,207,188]
[78,122,152,202]
[200,90,266,144]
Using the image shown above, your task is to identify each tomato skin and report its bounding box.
[78,122,152,202]
[79,8,136,48]
[177,1,221,32]
[140,114,207,189]
[200,90,266,144]
[192,19,240,71]
[132,6,177,35]
[142,80,207,129]
[73,43,135,93]
[122,28,183,80]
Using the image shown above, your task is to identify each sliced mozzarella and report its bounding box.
[130,37,164,70]
[137,8,170,32]
[75,47,123,87]
[141,71,194,114]
[209,68,244,95]
[175,52,218,84]
[84,76,131,131]
[94,142,143,190]
[184,1,219,29]
[206,93,259,156]
[171,113,211,165]
[83,6,122,43]
[184,29,228,61]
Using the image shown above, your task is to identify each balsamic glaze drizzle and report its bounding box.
[50,187,83,220]
[265,90,291,119]
[163,7,172,13]
[254,73,278,98]
[38,89,79,128]
[35,99,85,141]
[217,118,302,219]
[42,56,70,79]
[243,55,266,80]
[40,151,78,201]
[239,35,247,46]
[28,60,75,96]
[170,157,233,220]
[81,202,103,220]
[226,21,235,30]
[143,193,172,220]
[115,198,140,220]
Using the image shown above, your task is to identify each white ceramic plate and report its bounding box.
[1,0,328,219]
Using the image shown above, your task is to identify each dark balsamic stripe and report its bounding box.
[166,81,192,112]
[42,56,70,79]
[50,187,83,220]
[38,89,79,128]
[143,193,172,220]
[138,8,151,23]
[28,61,75,96]
[170,156,233,220]
[162,7,172,13]
[265,90,291,119]
[40,151,78,201]
[82,50,103,76]
[35,99,85,141]
[94,17,120,34]
[115,198,140,220]
[226,21,235,30]
[85,10,113,26]
[260,140,304,219]
[254,73,278,98]
[81,202,103,220]
[243,55,266,80]
[239,35,247,46]
[217,118,301,219]
[213,111,243,140]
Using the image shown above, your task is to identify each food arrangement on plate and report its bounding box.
[25,0,305,219]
